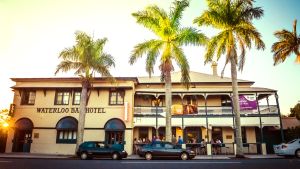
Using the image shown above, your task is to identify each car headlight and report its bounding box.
[122,150,126,153]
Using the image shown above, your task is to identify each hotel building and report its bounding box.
[5,66,284,155]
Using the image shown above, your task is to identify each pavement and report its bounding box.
[0,153,284,160]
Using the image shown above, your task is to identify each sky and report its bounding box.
[0,0,299,115]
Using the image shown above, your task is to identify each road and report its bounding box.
[0,158,299,169]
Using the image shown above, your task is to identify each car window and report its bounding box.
[96,143,105,148]
[153,143,162,148]
[287,139,296,144]
[164,143,174,149]
[86,142,96,148]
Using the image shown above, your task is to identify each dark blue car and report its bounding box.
[76,141,127,160]
[138,141,196,160]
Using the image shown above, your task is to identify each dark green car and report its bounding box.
[76,141,127,160]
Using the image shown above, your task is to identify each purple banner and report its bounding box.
[239,95,257,110]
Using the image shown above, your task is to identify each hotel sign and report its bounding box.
[36,107,106,113]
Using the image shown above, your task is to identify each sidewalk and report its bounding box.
[0,153,284,160]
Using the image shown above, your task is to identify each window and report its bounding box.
[57,130,77,143]
[55,90,70,105]
[56,117,77,144]
[153,143,162,148]
[73,91,81,105]
[221,96,232,106]
[164,143,174,149]
[109,90,125,105]
[21,90,36,105]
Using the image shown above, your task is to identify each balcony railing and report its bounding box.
[133,105,278,117]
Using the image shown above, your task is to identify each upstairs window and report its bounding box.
[21,90,36,105]
[73,91,81,105]
[221,96,232,107]
[55,90,70,105]
[109,90,125,105]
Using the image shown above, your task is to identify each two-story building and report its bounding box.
[5,67,284,155]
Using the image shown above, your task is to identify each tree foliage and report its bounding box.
[130,0,207,87]
[55,31,115,152]
[130,0,207,142]
[290,103,300,120]
[272,20,300,65]
[194,0,265,157]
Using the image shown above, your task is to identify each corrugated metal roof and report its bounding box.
[138,71,253,84]
[135,86,276,93]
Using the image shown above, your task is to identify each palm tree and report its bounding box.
[194,0,265,157]
[55,31,115,152]
[272,19,300,65]
[130,0,207,142]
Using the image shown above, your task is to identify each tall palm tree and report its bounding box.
[194,0,265,157]
[272,19,300,65]
[55,31,115,152]
[130,0,207,142]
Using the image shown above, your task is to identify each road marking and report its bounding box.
[0,161,12,163]
[121,161,241,164]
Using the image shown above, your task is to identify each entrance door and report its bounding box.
[12,130,32,152]
[12,118,33,152]
[106,131,124,144]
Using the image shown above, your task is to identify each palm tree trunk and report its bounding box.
[165,70,172,142]
[75,79,89,153]
[230,56,244,158]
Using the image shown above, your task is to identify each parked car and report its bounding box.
[76,141,127,160]
[138,141,196,160]
[273,138,300,158]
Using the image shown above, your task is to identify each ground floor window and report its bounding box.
[57,130,77,143]
[56,116,78,144]
[185,127,201,143]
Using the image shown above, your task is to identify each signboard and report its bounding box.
[171,104,198,115]
[36,107,106,113]
[239,95,257,110]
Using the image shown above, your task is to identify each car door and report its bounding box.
[163,143,178,157]
[85,142,97,156]
[95,142,111,157]
[151,142,163,156]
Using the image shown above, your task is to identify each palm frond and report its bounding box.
[175,27,208,46]
[172,45,190,87]
[129,39,163,64]
[132,11,160,35]
[170,0,189,28]
[145,42,163,77]
[59,46,79,61]
[55,60,82,75]
[237,36,246,71]
[204,31,229,64]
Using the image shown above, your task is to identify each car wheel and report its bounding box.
[180,152,189,160]
[112,152,119,160]
[145,152,152,160]
[80,152,89,160]
[296,149,300,158]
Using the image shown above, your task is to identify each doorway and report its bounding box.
[12,118,33,152]
[104,118,125,144]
